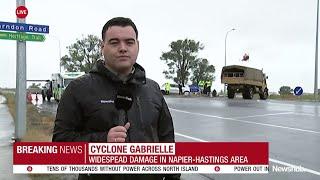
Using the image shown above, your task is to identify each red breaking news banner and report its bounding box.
[13,142,269,174]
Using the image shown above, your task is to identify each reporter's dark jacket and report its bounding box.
[52,60,179,180]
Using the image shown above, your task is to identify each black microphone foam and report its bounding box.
[114,87,133,111]
[114,86,133,141]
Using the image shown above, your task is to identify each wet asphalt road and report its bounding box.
[36,95,320,180]
[0,95,30,180]
[167,96,320,180]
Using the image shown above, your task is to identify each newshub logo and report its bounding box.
[272,165,305,173]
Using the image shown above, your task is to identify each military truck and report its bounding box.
[221,65,268,100]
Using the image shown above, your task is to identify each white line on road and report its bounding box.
[170,108,320,135]
[232,112,294,119]
[174,132,207,142]
[266,101,320,108]
[175,132,320,176]
[292,113,319,117]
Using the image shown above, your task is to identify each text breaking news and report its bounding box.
[13,142,269,174]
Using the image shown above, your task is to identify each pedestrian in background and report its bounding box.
[165,82,171,95]
[178,83,182,95]
[26,91,32,104]
[35,92,39,102]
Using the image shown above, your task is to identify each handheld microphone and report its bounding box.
[114,87,133,126]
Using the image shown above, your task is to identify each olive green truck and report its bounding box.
[221,65,269,100]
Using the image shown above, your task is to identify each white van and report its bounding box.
[160,83,190,95]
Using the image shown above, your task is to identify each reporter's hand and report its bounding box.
[107,122,130,143]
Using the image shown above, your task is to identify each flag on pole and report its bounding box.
[242,53,249,61]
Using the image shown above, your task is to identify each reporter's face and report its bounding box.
[102,26,139,74]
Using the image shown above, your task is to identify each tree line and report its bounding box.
[60,35,215,86]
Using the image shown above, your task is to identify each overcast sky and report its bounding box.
[0,0,318,93]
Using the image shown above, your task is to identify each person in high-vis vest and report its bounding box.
[165,82,171,95]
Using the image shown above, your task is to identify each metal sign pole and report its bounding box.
[15,0,26,141]
[315,0,319,101]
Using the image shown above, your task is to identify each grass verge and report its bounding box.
[0,91,77,180]
[269,94,319,101]
[1,91,54,141]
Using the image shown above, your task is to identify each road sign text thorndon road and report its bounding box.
[0,31,45,42]
[0,21,49,34]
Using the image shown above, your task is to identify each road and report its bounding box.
[36,95,320,180]
[167,96,320,180]
[0,95,30,180]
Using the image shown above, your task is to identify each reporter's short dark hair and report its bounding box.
[102,17,138,41]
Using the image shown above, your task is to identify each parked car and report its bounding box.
[160,83,190,95]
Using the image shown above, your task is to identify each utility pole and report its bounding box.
[315,0,319,101]
[58,39,62,73]
[14,0,26,141]
[224,28,235,96]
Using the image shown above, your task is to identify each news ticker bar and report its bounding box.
[13,142,269,174]
[13,165,269,174]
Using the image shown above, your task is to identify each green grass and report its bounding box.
[269,94,319,101]
[1,91,55,141]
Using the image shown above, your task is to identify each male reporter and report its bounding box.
[52,17,180,180]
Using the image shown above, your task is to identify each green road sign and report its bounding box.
[0,31,45,42]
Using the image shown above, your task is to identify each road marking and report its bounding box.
[292,112,318,117]
[174,132,207,142]
[232,112,294,119]
[175,132,320,176]
[267,101,320,108]
[170,108,320,135]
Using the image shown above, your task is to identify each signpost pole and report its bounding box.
[14,0,26,141]
[0,2,47,142]
[315,0,319,101]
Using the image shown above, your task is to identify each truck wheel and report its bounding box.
[242,92,247,99]
[247,88,254,99]
[259,88,268,100]
[227,90,235,99]
[243,87,253,99]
